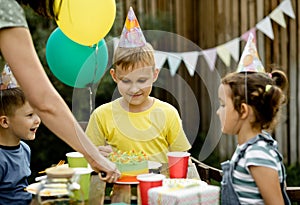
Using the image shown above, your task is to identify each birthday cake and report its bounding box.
[108,150,148,177]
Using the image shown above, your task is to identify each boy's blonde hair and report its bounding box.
[113,43,155,71]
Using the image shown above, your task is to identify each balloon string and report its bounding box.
[245,72,248,104]
[88,43,99,114]
[88,86,93,114]
[92,43,99,84]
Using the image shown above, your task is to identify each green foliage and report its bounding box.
[286,163,300,186]
[95,69,117,107]
[190,131,222,170]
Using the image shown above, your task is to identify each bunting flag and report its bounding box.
[167,53,182,76]
[241,27,257,43]
[202,48,217,71]
[181,52,199,76]
[269,8,286,28]
[216,45,231,67]
[154,51,168,69]
[224,38,240,62]
[112,0,295,76]
[256,16,274,40]
[279,0,295,19]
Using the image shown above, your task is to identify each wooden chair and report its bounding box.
[190,156,300,204]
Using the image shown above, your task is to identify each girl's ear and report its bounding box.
[240,103,250,119]
[0,116,9,128]
[152,68,160,82]
[110,68,118,83]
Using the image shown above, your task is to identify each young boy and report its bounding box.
[0,65,41,205]
[86,8,191,203]
[85,7,191,164]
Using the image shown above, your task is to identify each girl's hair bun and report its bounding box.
[271,70,288,91]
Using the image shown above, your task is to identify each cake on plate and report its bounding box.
[108,150,149,177]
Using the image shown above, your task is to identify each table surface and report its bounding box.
[30,162,201,205]
[88,162,201,205]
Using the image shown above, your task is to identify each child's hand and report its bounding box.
[97,145,113,157]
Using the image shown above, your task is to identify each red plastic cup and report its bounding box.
[167,152,190,178]
[137,173,165,205]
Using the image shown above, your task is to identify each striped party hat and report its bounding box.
[0,64,18,90]
[236,33,265,73]
[118,7,147,48]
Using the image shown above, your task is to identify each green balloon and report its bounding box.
[46,27,108,88]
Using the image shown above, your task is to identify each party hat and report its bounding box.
[0,64,18,90]
[236,33,265,73]
[118,7,147,48]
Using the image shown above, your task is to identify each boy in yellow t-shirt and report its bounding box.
[85,7,191,204]
[85,7,191,164]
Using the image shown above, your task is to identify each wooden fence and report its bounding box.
[112,0,299,165]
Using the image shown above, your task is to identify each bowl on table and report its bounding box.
[148,161,162,174]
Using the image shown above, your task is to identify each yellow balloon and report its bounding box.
[55,0,116,46]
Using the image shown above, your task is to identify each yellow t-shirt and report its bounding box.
[86,98,191,163]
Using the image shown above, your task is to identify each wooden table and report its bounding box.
[88,162,201,205]
[30,162,201,205]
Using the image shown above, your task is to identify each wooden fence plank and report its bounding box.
[288,0,298,164]
[297,0,300,164]
[295,0,300,164]
[277,0,289,161]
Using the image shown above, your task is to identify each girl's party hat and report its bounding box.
[236,33,265,73]
[118,7,147,48]
[0,64,18,90]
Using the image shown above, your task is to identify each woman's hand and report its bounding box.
[98,166,121,183]
[97,145,114,157]
[86,152,120,183]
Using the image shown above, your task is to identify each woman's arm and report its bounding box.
[0,27,120,182]
[249,165,284,205]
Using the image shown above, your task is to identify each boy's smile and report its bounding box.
[2,101,40,145]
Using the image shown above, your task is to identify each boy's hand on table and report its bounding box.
[98,145,113,157]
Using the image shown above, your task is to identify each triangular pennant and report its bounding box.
[167,53,182,76]
[202,48,217,71]
[216,45,231,67]
[154,51,168,69]
[224,38,240,62]
[236,33,265,73]
[279,0,295,19]
[241,28,257,43]
[269,7,286,28]
[181,51,199,76]
[256,16,274,40]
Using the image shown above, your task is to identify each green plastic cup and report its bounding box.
[66,152,88,168]
[73,168,92,201]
